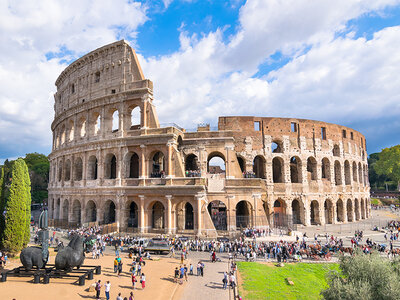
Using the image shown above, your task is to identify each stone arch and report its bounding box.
[151,201,165,229]
[74,157,83,181]
[130,106,141,129]
[55,198,60,219]
[111,109,119,132]
[310,200,321,225]
[360,198,366,219]
[65,159,71,181]
[273,199,286,226]
[58,163,63,182]
[347,199,353,222]
[352,161,358,182]
[93,112,101,136]
[324,199,334,224]
[332,144,340,157]
[125,152,139,178]
[344,160,351,185]
[104,200,116,224]
[290,156,302,183]
[105,153,117,179]
[62,199,69,221]
[334,160,342,185]
[68,120,74,142]
[177,201,194,230]
[237,155,245,173]
[88,155,98,180]
[307,157,317,181]
[151,151,165,177]
[354,198,360,221]
[253,155,266,179]
[185,154,199,172]
[86,200,97,223]
[272,157,284,183]
[207,200,227,230]
[321,158,331,181]
[78,117,86,137]
[336,199,344,222]
[358,162,363,185]
[271,140,283,153]
[236,200,253,228]
[291,199,303,225]
[207,152,226,174]
[61,124,66,144]
[71,199,81,225]
[128,201,139,228]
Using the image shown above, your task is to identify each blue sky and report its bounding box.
[1,0,400,163]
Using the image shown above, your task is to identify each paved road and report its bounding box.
[180,252,232,300]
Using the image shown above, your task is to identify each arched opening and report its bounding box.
[355,199,360,221]
[334,161,342,185]
[177,136,183,152]
[88,156,98,180]
[273,199,286,226]
[62,200,69,221]
[253,156,266,179]
[347,199,353,222]
[336,199,344,222]
[307,157,317,181]
[130,106,141,130]
[360,198,366,219]
[74,157,83,181]
[128,153,139,178]
[358,162,363,185]
[71,200,81,225]
[94,114,101,136]
[272,157,284,183]
[128,201,138,228]
[105,154,117,179]
[352,162,358,182]
[112,110,119,132]
[86,200,97,223]
[292,199,302,224]
[104,200,116,224]
[344,160,351,185]
[55,198,60,219]
[236,201,252,229]
[271,140,283,153]
[207,201,227,230]
[151,151,165,177]
[58,164,62,182]
[61,125,66,144]
[68,120,74,141]
[332,144,340,157]
[237,156,245,173]
[65,159,71,181]
[324,199,333,224]
[310,200,320,225]
[207,153,225,174]
[152,201,165,229]
[185,202,194,230]
[290,156,302,183]
[79,117,86,137]
[185,154,200,177]
[321,158,331,181]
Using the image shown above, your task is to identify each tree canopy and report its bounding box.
[374,145,400,191]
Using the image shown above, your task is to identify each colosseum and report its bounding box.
[48,40,371,236]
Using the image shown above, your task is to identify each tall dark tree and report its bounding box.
[1,158,31,253]
[0,167,5,242]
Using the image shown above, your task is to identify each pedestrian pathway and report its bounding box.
[179,252,231,300]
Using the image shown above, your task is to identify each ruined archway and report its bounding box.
[360,198,366,219]
[290,156,302,183]
[104,200,116,224]
[128,201,138,228]
[344,160,351,185]
[86,200,97,223]
[88,155,98,180]
[354,199,360,221]
[185,202,194,230]
[62,199,69,221]
[310,200,320,225]
[236,200,253,229]
[74,157,83,181]
[334,160,342,185]
[71,200,81,225]
[321,158,331,181]
[65,159,71,181]
[253,155,266,179]
[237,156,245,173]
[324,199,334,224]
[292,199,302,224]
[272,157,284,183]
[307,157,317,181]
[273,199,286,227]
[336,199,344,222]
[352,161,358,182]
[151,151,165,177]
[185,154,199,176]
[207,201,227,230]
[207,152,225,174]
[125,152,139,178]
[347,199,353,222]
[105,153,117,179]
[152,201,165,229]
[271,140,283,153]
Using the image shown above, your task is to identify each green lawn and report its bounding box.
[237,262,339,300]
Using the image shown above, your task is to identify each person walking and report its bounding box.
[116,292,123,300]
[222,272,228,290]
[114,257,118,273]
[129,291,134,300]
[132,273,137,289]
[104,281,111,300]
[95,280,102,300]
[118,260,123,277]
[140,273,146,289]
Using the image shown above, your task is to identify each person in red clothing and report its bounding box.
[140,273,146,289]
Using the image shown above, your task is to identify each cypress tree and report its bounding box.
[1,159,31,253]
[0,167,5,243]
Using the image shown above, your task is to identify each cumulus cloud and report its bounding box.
[0,0,147,161]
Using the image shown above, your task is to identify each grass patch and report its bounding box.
[237,262,339,300]
[371,198,383,206]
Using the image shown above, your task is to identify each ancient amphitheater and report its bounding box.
[48,40,371,236]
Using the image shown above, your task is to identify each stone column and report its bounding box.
[304,197,311,226]
[139,195,145,233]
[166,195,172,234]
[195,194,203,236]
[141,94,149,129]
[140,145,147,179]
[166,140,175,178]
[252,194,261,228]
[226,195,235,231]
[225,145,234,179]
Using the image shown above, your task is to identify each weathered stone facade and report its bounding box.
[48,40,371,236]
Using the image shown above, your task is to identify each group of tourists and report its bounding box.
[0,250,8,269]
[242,171,256,178]
[185,170,201,177]
[95,280,135,300]
[150,171,165,178]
